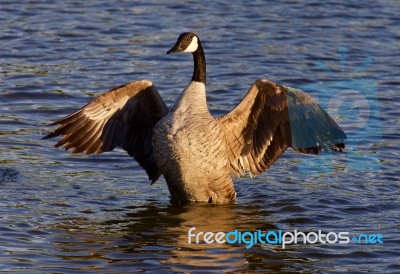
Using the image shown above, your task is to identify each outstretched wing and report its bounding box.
[43,80,169,183]
[216,79,346,177]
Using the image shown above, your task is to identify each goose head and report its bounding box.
[167,32,206,83]
[167,32,200,54]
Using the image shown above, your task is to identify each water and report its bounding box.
[1,0,399,272]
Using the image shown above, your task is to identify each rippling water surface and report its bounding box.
[1,0,399,273]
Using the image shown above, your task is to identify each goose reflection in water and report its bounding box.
[51,203,311,272]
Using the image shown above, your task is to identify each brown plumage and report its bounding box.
[44,32,346,204]
[43,80,168,183]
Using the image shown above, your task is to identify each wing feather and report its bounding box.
[43,80,169,183]
[286,87,346,152]
[217,79,346,177]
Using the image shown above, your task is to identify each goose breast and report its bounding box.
[152,82,235,202]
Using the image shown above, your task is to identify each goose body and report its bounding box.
[44,32,346,204]
[153,81,236,203]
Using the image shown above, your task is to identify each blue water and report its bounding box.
[1,0,399,273]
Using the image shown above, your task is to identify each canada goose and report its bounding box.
[43,32,346,204]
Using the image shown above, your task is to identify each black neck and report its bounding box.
[191,41,206,84]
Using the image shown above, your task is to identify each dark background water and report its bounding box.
[1,0,399,273]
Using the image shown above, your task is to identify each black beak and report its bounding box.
[167,43,181,54]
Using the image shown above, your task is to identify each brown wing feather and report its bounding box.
[217,79,346,178]
[216,79,291,177]
[43,80,169,183]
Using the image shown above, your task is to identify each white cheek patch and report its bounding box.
[183,36,198,53]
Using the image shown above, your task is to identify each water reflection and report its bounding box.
[48,202,316,272]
